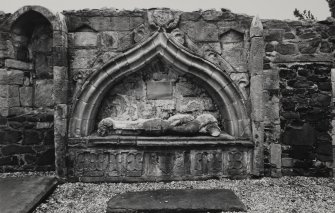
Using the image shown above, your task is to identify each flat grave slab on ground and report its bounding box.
[107,188,247,212]
[0,176,57,213]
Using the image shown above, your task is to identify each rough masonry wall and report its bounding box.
[0,6,334,177]
[0,11,55,172]
[263,19,334,176]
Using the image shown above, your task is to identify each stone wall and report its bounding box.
[262,19,335,176]
[0,8,60,172]
[0,6,334,178]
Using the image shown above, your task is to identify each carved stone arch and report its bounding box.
[70,31,250,138]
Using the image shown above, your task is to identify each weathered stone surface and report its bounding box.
[263,70,279,90]
[35,53,53,79]
[180,11,201,21]
[298,38,321,54]
[265,29,283,42]
[250,16,263,37]
[180,21,218,41]
[283,32,295,39]
[1,144,35,155]
[100,31,118,48]
[271,143,282,177]
[202,10,222,21]
[74,32,98,46]
[23,130,42,145]
[34,79,54,107]
[19,86,33,107]
[147,81,173,100]
[276,43,297,55]
[107,189,247,212]
[281,157,294,167]
[88,17,113,31]
[320,41,332,53]
[0,70,24,85]
[4,59,33,71]
[71,49,97,69]
[110,16,130,31]
[0,176,57,213]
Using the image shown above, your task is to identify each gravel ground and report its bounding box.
[1,173,335,212]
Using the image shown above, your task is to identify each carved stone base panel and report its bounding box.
[68,145,252,182]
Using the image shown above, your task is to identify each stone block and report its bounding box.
[130,16,144,29]
[264,94,279,123]
[23,130,42,145]
[320,41,332,53]
[263,70,279,90]
[8,96,20,107]
[249,37,264,76]
[147,81,173,100]
[154,100,175,110]
[53,30,68,47]
[282,123,316,146]
[265,29,283,42]
[276,43,297,55]
[5,59,33,71]
[270,143,281,169]
[250,75,264,122]
[0,85,19,98]
[7,107,34,117]
[111,16,130,31]
[71,49,97,69]
[117,31,134,51]
[53,46,68,66]
[282,157,294,167]
[53,66,68,82]
[0,97,8,108]
[1,144,35,156]
[176,97,204,113]
[0,70,24,85]
[298,38,321,54]
[283,32,295,39]
[34,79,54,107]
[99,31,118,48]
[0,156,18,166]
[180,21,218,42]
[35,53,53,79]
[88,17,113,31]
[175,81,201,97]
[202,10,222,21]
[180,12,201,21]
[37,148,55,166]
[36,122,53,129]
[74,32,98,46]
[316,143,332,156]
[19,87,33,107]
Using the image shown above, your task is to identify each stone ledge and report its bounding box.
[5,59,33,71]
[69,135,253,147]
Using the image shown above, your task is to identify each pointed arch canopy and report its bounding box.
[70,30,250,138]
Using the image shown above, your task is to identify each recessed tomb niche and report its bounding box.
[95,58,229,138]
[11,11,53,78]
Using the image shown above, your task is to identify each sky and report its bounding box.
[0,0,331,20]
